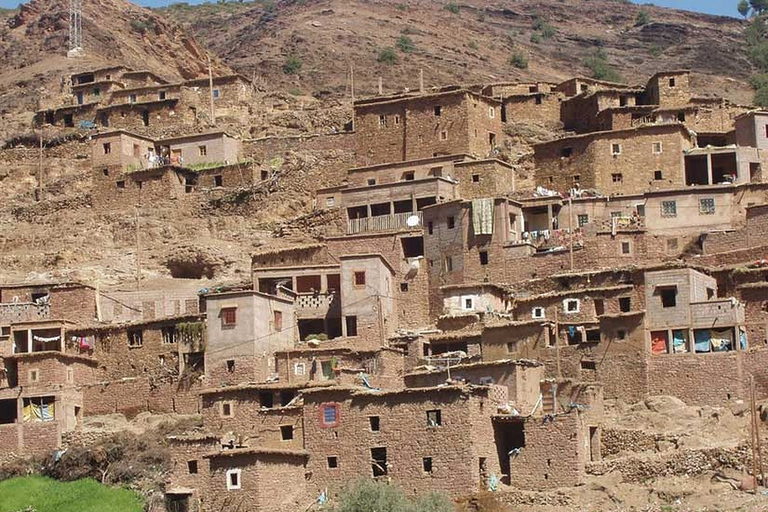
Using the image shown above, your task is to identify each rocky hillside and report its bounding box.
[157,0,755,102]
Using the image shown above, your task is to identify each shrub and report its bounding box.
[397,35,415,53]
[584,48,622,82]
[509,51,528,69]
[377,47,398,64]
[540,24,556,39]
[444,2,459,14]
[396,3,408,11]
[635,10,650,26]
[468,40,479,50]
[282,55,302,75]
[649,45,662,57]
[129,19,155,34]
[530,32,542,44]
[333,479,455,512]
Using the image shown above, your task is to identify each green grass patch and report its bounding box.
[0,475,144,512]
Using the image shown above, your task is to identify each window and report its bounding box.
[159,91,166,100]
[581,360,597,370]
[214,175,223,187]
[281,425,294,440]
[369,416,381,431]
[226,469,241,490]
[447,216,455,229]
[403,171,415,181]
[325,197,335,207]
[116,180,125,189]
[577,214,589,227]
[488,107,495,118]
[127,330,143,347]
[103,142,111,154]
[221,307,237,327]
[394,115,400,125]
[29,369,39,383]
[221,401,233,417]
[354,271,366,287]
[532,307,545,319]
[564,299,580,313]
[367,178,376,186]
[198,145,207,156]
[667,238,679,251]
[561,147,573,158]
[472,174,480,183]
[261,170,269,180]
[379,115,387,127]
[423,457,433,474]
[320,403,340,427]
[611,143,622,156]
[434,106,442,116]
[346,316,358,336]
[93,87,101,96]
[660,287,677,308]
[612,173,623,183]
[294,362,306,376]
[479,251,489,265]
[400,282,409,292]
[661,200,677,218]
[444,256,453,272]
[463,297,475,310]
[273,310,283,332]
[617,330,626,340]
[371,447,388,476]
[427,409,442,426]
[572,174,581,185]
[699,198,715,215]
[535,95,543,105]
[161,326,177,344]
[652,142,663,154]
[440,130,448,141]
[213,89,220,99]
[654,170,663,180]
[619,297,631,312]
[427,221,434,235]
[327,456,338,469]
[677,111,686,122]
[129,94,136,103]
[226,359,235,373]
[621,241,631,254]
[669,77,676,87]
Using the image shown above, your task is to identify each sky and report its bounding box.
[0,0,743,17]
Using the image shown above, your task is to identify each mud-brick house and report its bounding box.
[353,87,503,167]
[91,130,156,172]
[203,290,295,387]
[301,384,505,498]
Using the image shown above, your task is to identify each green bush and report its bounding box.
[377,47,398,64]
[530,32,542,44]
[333,480,455,512]
[444,2,460,14]
[635,10,650,26]
[282,55,302,75]
[509,51,528,69]
[540,24,556,39]
[584,48,622,83]
[468,40,479,50]
[396,3,408,11]
[397,35,415,53]
[649,45,662,57]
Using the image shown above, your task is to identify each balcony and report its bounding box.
[691,299,744,328]
[348,211,423,235]
[295,292,341,318]
[0,302,50,325]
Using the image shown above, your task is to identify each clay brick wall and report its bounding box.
[91,166,189,211]
[646,73,691,107]
[646,352,745,406]
[0,285,97,325]
[166,437,217,497]
[195,163,257,188]
[200,389,303,450]
[0,424,21,461]
[15,355,97,389]
[453,160,516,199]
[158,134,240,168]
[91,132,154,171]
[82,377,201,417]
[110,84,181,105]
[98,289,200,324]
[22,421,61,457]
[534,125,692,194]
[276,349,403,389]
[503,93,562,125]
[739,288,768,347]
[303,387,501,498]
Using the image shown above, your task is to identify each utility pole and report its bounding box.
[67,0,83,57]
[207,53,216,127]
[568,195,574,271]
[419,69,424,93]
[37,126,44,202]
[135,206,141,291]
[751,374,763,492]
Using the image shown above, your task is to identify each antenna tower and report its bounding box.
[68,0,83,57]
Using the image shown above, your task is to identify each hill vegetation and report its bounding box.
[0,476,144,512]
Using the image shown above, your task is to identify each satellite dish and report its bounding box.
[406,215,420,227]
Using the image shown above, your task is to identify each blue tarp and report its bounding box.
[694,330,711,353]
[672,330,688,353]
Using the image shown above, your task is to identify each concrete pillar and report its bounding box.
[366,204,372,218]
[706,152,713,185]
[27,329,32,353]
[547,204,554,230]
[411,194,417,213]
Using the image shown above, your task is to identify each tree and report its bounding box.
[509,51,529,69]
[750,0,768,14]
[396,35,415,53]
[377,47,398,64]
[635,10,650,26]
[584,48,622,83]
[739,0,751,17]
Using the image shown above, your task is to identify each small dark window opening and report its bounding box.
[660,287,677,308]
[617,330,627,340]
[226,359,235,372]
[280,425,294,440]
[434,106,442,116]
[561,147,573,158]
[594,299,604,316]
[669,78,676,87]
[654,170,663,180]
[427,409,442,426]
[259,391,274,409]
[479,251,489,265]
[423,457,433,473]
[535,95,543,105]
[427,221,434,235]
[472,174,480,183]
[447,216,455,229]
[369,416,381,431]
[403,171,415,181]
[400,282,409,292]
[371,447,388,476]
[401,237,425,258]
[677,111,686,122]
[214,175,223,187]
[327,456,338,468]
[619,297,631,312]
[280,390,297,406]
[346,316,358,337]
[586,330,601,343]
[261,170,269,180]
[581,360,597,370]
[142,110,150,127]
[187,460,198,474]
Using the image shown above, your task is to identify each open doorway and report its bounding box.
[589,426,600,462]
[493,419,525,477]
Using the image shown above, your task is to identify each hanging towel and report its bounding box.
[672,330,688,353]
[472,198,495,235]
[41,402,55,422]
[651,331,668,355]
[694,330,711,353]
[741,329,748,350]
[711,329,733,352]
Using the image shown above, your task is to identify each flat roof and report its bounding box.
[96,98,179,111]
[157,131,236,144]
[404,358,542,377]
[90,129,155,142]
[533,123,690,149]
[203,447,309,459]
[5,350,99,365]
[346,154,472,173]
[300,382,492,398]
[68,314,203,332]
[200,380,334,396]
[251,243,327,259]
[203,289,293,304]
[354,87,500,108]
